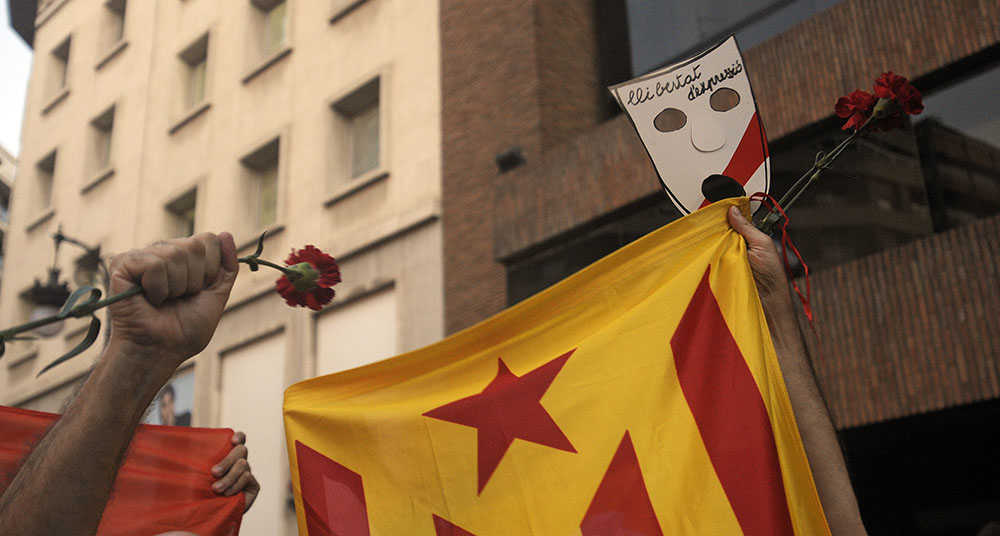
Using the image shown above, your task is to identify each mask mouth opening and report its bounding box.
[701,174,746,203]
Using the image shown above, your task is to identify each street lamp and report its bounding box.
[19,226,108,339]
[19,266,70,337]
[53,227,108,289]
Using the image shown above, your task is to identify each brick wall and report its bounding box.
[441,0,603,334]
[443,0,1000,335]
[490,0,1000,263]
[807,212,1000,428]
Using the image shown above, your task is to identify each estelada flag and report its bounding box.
[283,199,831,535]
[0,405,244,535]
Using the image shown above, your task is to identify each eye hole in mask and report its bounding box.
[653,107,687,132]
[710,87,740,112]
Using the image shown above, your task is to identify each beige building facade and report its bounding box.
[1,0,443,534]
[0,144,13,285]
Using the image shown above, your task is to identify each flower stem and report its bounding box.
[238,256,299,278]
[0,256,294,346]
[754,113,876,234]
[0,286,143,341]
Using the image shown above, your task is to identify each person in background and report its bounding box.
[158,383,192,426]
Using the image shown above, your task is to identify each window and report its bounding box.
[1,184,10,225]
[220,333,286,535]
[49,36,71,96]
[315,287,398,375]
[240,137,280,229]
[505,198,670,305]
[917,61,1000,231]
[166,188,197,237]
[618,0,843,77]
[90,105,115,172]
[251,0,287,57]
[179,34,209,110]
[332,77,380,180]
[104,0,126,46]
[35,151,56,213]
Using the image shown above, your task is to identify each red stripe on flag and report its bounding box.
[295,440,371,536]
[433,514,477,535]
[671,267,795,535]
[580,431,664,536]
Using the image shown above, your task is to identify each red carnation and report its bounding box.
[275,245,341,311]
[873,71,924,115]
[894,82,924,115]
[835,89,876,131]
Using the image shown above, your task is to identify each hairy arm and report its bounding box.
[0,233,238,536]
[729,206,867,535]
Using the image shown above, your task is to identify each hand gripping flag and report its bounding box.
[283,199,831,535]
[0,405,244,535]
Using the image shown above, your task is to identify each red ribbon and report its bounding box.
[749,193,813,323]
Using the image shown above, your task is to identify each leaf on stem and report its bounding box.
[37,316,101,376]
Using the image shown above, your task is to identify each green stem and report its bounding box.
[755,112,877,234]
[238,256,298,277]
[0,256,292,344]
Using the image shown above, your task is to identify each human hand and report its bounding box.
[727,206,789,302]
[107,233,238,370]
[211,432,260,513]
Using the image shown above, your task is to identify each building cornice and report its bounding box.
[7,0,37,47]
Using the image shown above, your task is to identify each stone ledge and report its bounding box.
[25,208,55,233]
[323,170,389,208]
[5,343,38,369]
[95,40,128,70]
[81,167,115,194]
[242,47,293,85]
[335,199,440,262]
[329,0,371,24]
[168,102,212,135]
[236,224,286,253]
[41,88,70,115]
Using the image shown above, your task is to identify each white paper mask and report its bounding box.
[609,36,769,214]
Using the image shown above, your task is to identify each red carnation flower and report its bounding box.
[873,71,907,100]
[873,71,924,118]
[835,89,876,131]
[894,82,924,115]
[275,245,341,311]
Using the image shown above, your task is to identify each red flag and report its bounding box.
[0,405,244,535]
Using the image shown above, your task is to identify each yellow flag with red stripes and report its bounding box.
[283,199,831,535]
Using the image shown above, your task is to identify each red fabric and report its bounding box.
[580,431,663,536]
[0,405,244,536]
[671,268,795,536]
[750,192,813,322]
[422,353,577,494]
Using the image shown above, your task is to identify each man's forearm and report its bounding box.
[0,341,172,535]
[761,287,868,535]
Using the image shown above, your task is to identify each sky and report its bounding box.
[0,2,33,157]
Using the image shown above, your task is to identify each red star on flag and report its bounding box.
[423,351,577,493]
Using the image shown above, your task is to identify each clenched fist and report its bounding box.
[107,232,239,370]
[727,206,789,301]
